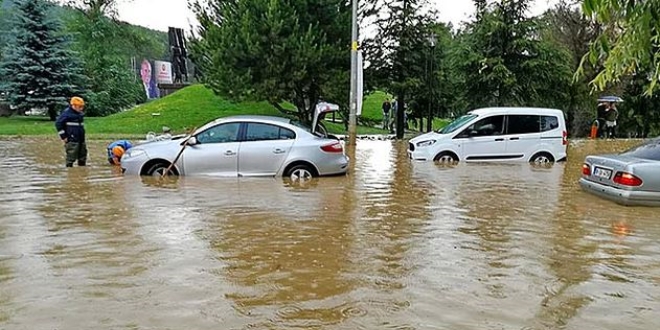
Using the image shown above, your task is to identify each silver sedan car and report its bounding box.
[121,114,349,180]
[579,138,660,206]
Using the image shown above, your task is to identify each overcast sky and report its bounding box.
[116,0,561,33]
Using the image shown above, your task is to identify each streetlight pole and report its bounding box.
[426,32,436,133]
[347,0,358,146]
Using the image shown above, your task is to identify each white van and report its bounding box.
[407,107,568,163]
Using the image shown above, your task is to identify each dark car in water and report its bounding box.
[579,138,660,206]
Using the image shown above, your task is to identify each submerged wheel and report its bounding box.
[530,152,554,164]
[433,152,458,164]
[285,164,315,181]
[145,162,177,177]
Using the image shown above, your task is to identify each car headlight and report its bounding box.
[124,148,146,159]
[416,140,436,147]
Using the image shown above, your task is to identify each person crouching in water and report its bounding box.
[55,96,87,167]
[107,140,133,165]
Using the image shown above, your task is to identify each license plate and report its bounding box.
[593,167,612,179]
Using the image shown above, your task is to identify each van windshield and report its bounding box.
[437,114,478,134]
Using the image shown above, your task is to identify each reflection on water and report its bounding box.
[0,137,659,329]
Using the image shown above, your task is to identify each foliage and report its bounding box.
[362,0,438,136]
[540,1,603,136]
[579,0,660,95]
[188,0,351,124]
[64,2,169,116]
[0,0,88,120]
[454,0,573,111]
[0,84,390,135]
[0,0,8,61]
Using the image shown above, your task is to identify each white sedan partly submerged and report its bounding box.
[121,104,349,180]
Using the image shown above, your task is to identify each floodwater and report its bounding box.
[1,137,659,330]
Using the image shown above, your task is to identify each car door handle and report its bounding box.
[273,148,285,154]
[224,150,236,156]
[495,138,505,141]
[509,137,519,140]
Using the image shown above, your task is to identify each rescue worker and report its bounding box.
[107,140,133,165]
[55,97,87,167]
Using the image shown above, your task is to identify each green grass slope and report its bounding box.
[90,85,283,134]
[0,85,394,136]
[0,85,456,136]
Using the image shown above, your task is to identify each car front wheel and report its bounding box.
[145,162,177,176]
[434,152,458,164]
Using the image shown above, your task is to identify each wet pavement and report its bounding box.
[0,137,659,329]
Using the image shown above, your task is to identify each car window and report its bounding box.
[458,115,505,137]
[507,115,540,134]
[620,140,660,161]
[245,123,296,141]
[541,116,559,132]
[438,114,477,134]
[196,122,241,144]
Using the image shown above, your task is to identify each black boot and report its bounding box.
[66,163,73,168]
[78,161,86,166]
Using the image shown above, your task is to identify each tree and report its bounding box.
[0,0,7,55]
[189,0,351,124]
[579,0,660,95]
[0,0,87,120]
[61,0,129,17]
[362,0,437,137]
[455,0,573,111]
[540,1,603,136]
[64,0,152,116]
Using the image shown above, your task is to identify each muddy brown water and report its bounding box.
[1,137,659,330]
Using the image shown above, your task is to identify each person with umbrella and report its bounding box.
[598,96,622,139]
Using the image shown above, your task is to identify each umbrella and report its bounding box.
[597,95,624,103]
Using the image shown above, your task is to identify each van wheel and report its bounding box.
[434,152,458,164]
[530,152,554,164]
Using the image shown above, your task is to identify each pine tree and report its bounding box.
[0,0,87,120]
[189,0,351,124]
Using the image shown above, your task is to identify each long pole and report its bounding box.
[426,45,434,132]
[347,0,358,146]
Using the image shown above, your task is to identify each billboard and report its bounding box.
[154,60,173,84]
[139,59,159,99]
[138,59,173,99]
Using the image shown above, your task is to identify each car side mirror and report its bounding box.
[469,130,478,137]
[184,137,197,146]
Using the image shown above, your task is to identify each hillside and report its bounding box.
[0,0,170,62]
[0,85,392,135]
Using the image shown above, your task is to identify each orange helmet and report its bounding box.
[70,96,85,107]
[112,146,125,158]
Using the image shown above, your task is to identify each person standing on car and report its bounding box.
[55,96,87,167]
[106,140,133,165]
[382,98,391,129]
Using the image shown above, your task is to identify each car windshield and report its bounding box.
[437,114,478,134]
[620,139,660,161]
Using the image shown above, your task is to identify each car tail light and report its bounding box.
[320,142,343,153]
[562,130,568,145]
[582,163,591,176]
[613,172,643,186]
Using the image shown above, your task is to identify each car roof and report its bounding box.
[197,115,294,131]
[468,107,565,116]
